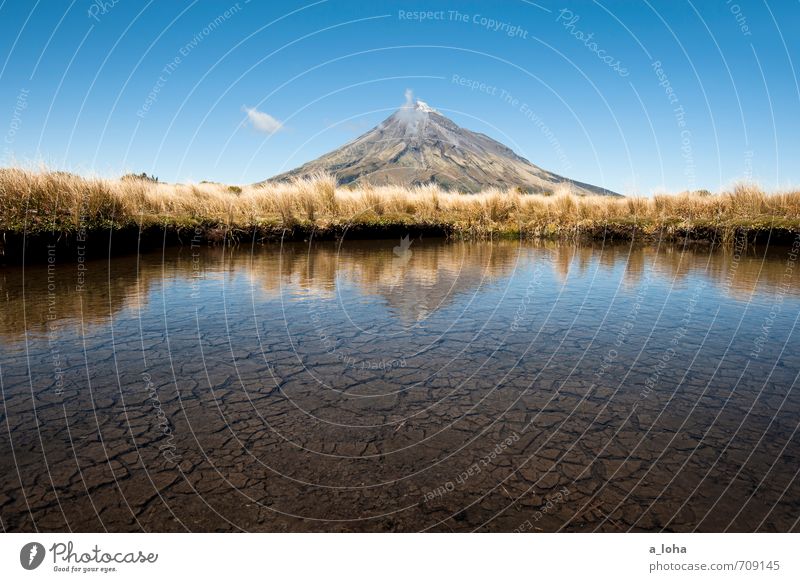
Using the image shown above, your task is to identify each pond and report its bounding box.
[1,236,799,532]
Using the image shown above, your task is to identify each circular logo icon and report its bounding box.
[20,542,46,570]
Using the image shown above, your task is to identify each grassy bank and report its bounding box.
[2,168,800,250]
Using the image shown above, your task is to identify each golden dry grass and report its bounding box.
[1,167,799,240]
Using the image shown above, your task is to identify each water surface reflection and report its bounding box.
[1,239,798,531]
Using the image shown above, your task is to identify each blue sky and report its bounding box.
[0,0,798,194]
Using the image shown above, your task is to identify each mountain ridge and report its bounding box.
[265,99,619,196]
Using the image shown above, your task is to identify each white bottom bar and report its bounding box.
[0,533,795,581]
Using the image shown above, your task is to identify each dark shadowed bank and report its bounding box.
[4,219,800,265]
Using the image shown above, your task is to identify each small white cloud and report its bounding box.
[242,106,283,134]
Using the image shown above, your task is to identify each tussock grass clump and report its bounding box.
[481,188,517,223]
[360,183,385,216]
[1,168,799,242]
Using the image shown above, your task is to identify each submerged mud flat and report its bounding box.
[1,239,799,532]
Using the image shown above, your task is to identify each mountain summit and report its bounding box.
[266,99,618,196]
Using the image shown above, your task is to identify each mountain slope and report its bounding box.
[266,100,618,196]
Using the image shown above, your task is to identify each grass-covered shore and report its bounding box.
[2,168,800,259]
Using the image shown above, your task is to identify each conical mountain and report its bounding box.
[266,99,618,196]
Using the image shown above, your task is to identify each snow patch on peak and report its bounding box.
[393,98,438,134]
[415,100,437,113]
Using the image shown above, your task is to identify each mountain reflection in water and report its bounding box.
[1,238,799,532]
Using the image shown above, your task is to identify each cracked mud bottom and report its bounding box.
[1,239,799,532]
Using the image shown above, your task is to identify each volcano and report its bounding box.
[266,99,618,196]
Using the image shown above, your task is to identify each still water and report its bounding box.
[1,238,799,532]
